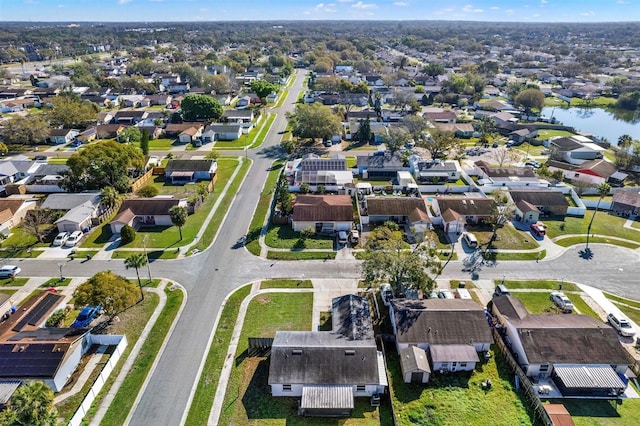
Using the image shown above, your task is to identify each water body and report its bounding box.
[540,107,640,144]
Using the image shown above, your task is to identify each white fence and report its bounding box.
[68,335,128,426]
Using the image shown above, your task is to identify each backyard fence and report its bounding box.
[130,169,154,193]
[491,328,553,426]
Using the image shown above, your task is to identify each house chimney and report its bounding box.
[428,327,432,333]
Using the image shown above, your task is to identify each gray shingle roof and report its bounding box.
[165,159,215,172]
[40,193,101,211]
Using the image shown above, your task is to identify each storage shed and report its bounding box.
[399,346,431,383]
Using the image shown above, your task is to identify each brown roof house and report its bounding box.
[0,197,37,236]
[509,190,570,220]
[110,197,187,234]
[291,195,353,233]
[364,197,431,233]
[390,299,493,377]
[491,295,631,398]
[430,196,496,234]
[611,188,640,216]
[268,294,387,418]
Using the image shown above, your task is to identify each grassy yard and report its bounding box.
[604,292,640,309]
[465,224,540,250]
[185,285,252,426]
[553,235,640,249]
[41,278,72,287]
[260,279,313,289]
[47,157,69,165]
[264,224,334,249]
[267,251,337,260]
[545,213,637,241]
[501,280,580,292]
[493,250,546,261]
[1,226,55,249]
[132,137,176,150]
[245,161,284,256]
[214,113,275,150]
[552,398,640,426]
[99,287,184,426]
[0,277,28,287]
[513,291,599,319]
[515,142,548,157]
[536,129,576,140]
[57,291,160,423]
[388,343,533,426]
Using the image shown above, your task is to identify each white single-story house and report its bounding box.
[110,197,187,234]
[291,194,353,233]
[47,128,79,145]
[202,124,243,142]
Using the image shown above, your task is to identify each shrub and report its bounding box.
[137,184,159,198]
[120,224,136,244]
[45,309,66,327]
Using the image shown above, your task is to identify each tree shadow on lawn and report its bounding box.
[241,357,294,421]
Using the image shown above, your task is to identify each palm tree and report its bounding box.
[618,134,633,150]
[9,381,57,426]
[585,182,611,251]
[169,205,188,240]
[100,186,119,211]
[124,253,147,301]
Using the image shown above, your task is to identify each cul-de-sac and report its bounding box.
[0,4,640,425]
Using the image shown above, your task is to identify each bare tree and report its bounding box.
[22,209,56,243]
[492,147,519,167]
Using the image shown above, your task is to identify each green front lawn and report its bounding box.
[388,343,533,426]
[267,251,337,260]
[536,129,575,140]
[465,224,539,250]
[133,137,176,150]
[553,398,640,426]
[0,278,28,287]
[545,213,636,241]
[47,157,68,165]
[514,292,599,318]
[2,226,54,249]
[604,292,640,309]
[245,161,284,256]
[41,278,72,287]
[501,280,580,292]
[260,279,313,289]
[554,236,640,249]
[264,224,334,249]
[213,113,275,149]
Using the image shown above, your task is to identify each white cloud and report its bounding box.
[393,1,409,5]
[462,4,483,13]
[312,3,337,13]
[505,9,514,14]
[580,10,596,16]
[532,13,541,17]
[118,0,132,4]
[338,0,354,2]
[490,6,500,10]
[616,0,630,4]
[57,3,64,7]
[352,1,377,9]
[149,0,164,3]
[541,0,548,4]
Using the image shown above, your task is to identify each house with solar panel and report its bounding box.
[491,295,631,398]
[268,294,387,417]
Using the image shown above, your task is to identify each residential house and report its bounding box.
[434,122,475,138]
[430,196,497,234]
[167,82,190,94]
[97,111,115,125]
[20,163,68,193]
[222,109,254,124]
[291,194,353,233]
[201,124,242,142]
[164,159,217,184]
[474,161,546,188]
[146,94,172,107]
[41,193,102,233]
[509,190,569,219]
[118,95,148,108]
[0,161,31,192]
[164,123,204,138]
[178,126,203,144]
[269,294,387,417]
[491,295,630,397]
[363,197,431,232]
[424,110,457,123]
[235,95,251,109]
[138,126,164,140]
[285,154,353,190]
[96,124,125,139]
[113,110,148,125]
[410,158,462,184]
[76,127,97,144]
[109,197,187,233]
[0,198,37,236]
[364,75,384,86]
[357,152,408,180]
[390,299,493,376]
[611,188,640,216]
[47,128,79,145]
[550,136,605,165]
[508,128,538,144]
[547,159,625,186]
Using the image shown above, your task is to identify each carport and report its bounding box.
[552,365,626,397]
[299,385,353,417]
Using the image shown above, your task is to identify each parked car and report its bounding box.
[380,284,394,306]
[530,222,546,238]
[505,140,516,148]
[524,160,541,169]
[550,291,574,313]
[493,284,511,297]
[52,232,70,246]
[64,231,83,247]
[0,265,20,279]
[540,149,551,155]
[438,289,454,299]
[337,230,348,245]
[607,312,636,337]
[492,141,499,148]
[34,155,47,161]
[348,230,359,245]
[462,232,478,249]
[71,305,102,328]
[427,290,438,299]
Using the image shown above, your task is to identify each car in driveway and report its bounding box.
[524,160,541,169]
[607,312,636,337]
[530,222,546,238]
[52,232,70,246]
[550,291,574,312]
[71,305,102,328]
[64,231,83,247]
[438,289,454,299]
[0,265,20,279]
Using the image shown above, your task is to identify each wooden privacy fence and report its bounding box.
[248,337,273,356]
[130,168,154,193]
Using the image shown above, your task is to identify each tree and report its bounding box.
[118,126,142,144]
[287,103,342,143]
[100,186,119,211]
[0,142,7,156]
[0,114,49,146]
[489,190,514,243]
[120,224,136,244]
[514,88,545,113]
[477,116,496,146]
[250,79,278,100]
[207,73,232,94]
[169,205,188,240]
[422,62,445,77]
[62,140,145,193]
[383,127,409,158]
[402,114,430,144]
[74,271,140,319]
[417,128,459,160]
[136,184,159,198]
[22,209,56,243]
[391,89,414,112]
[275,173,292,215]
[361,224,440,294]
[585,182,611,251]
[354,117,372,143]
[180,94,223,122]
[4,381,57,426]
[44,95,99,129]
[140,128,150,155]
[125,253,148,301]
[492,146,519,167]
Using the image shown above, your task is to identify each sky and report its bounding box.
[0,0,638,22]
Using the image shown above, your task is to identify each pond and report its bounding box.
[541,107,640,144]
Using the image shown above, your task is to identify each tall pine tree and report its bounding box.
[140,128,150,156]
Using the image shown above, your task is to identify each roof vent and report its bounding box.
[345,350,355,356]
[292,349,302,355]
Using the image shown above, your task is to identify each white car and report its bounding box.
[0,265,21,278]
[438,289,454,299]
[380,284,394,306]
[64,231,83,247]
[550,291,574,312]
[607,313,636,337]
[52,232,70,246]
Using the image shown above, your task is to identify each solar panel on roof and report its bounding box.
[27,294,61,326]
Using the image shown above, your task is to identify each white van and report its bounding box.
[337,231,348,245]
[462,232,478,249]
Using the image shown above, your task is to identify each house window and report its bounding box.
[283,384,292,391]
[460,363,467,368]
[539,364,549,372]
[574,173,580,178]
[356,385,366,392]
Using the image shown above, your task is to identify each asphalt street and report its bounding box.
[10,70,640,424]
